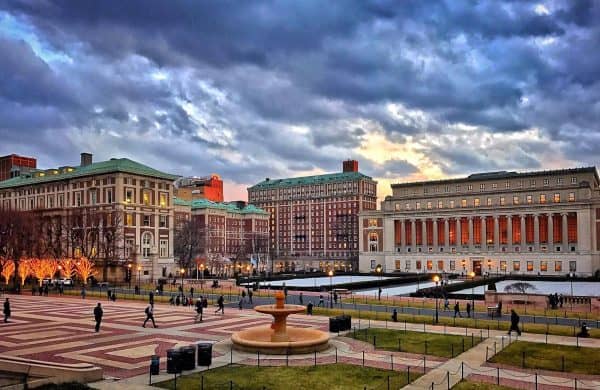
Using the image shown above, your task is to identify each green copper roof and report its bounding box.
[248,171,373,190]
[0,158,179,189]
[174,198,268,215]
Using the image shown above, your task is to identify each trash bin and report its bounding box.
[181,346,196,370]
[166,349,182,374]
[150,355,160,375]
[329,317,341,333]
[197,343,212,367]
[339,315,351,331]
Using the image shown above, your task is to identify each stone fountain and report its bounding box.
[231,291,329,354]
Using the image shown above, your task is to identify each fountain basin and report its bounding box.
[231,326,330,354]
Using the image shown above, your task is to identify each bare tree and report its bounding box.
[174,217,205,270]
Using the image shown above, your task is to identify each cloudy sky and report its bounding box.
[1,1,599,202]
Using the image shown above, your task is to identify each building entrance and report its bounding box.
[472,260,482,276]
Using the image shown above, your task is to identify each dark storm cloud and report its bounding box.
[0,0,599,193]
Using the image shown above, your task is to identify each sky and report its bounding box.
[0,0,599,202]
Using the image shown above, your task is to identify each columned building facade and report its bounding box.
[249,160,378,273]
[359,168,600,276]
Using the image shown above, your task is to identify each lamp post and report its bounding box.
[328,270,334,308]
[137,265,141,288]
[461,259,466,276]
[569,272,574,310]
[180,268,185,291]
[433,275,440,323]
[127,263,132,289]
[469,271,476,315]
[487,260,492,277]
[375,264,382,301]
[200,264,205,280]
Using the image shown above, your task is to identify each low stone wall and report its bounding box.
[485,291,600,312]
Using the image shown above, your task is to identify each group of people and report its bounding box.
[31,284,50,296]
[548,293,564,309]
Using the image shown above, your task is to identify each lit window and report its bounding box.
[474,198,480,207]
[438,200,443,209]
[513,261,520,271]
[555,261,562,272]
[492,183,497,189]
[553,193,560,203]
[126,214,133,226]
[505,181,510,189]
[426,260,433,270]
[540,261,547,272]
[513,196,519,205]
[426,201,432,209]
[125,189,133,203]
[557,178,563,185]
[449,200,455,208]
[416,202,421,210]
[159,193,167,208]
[571,177,577,184]
[461,199,467,207]
[395,203,401,211]
[527,195,532,204]
[568,192,575,202]
[467,184,473,191]
[527,261,534,271]
[500,197,505,206]
[487,198,492,206]
[540,194,546,204]
[500,261,507,271]
[143,190,150,206]
[480,184,485,190]
[405,203,410,210]
[368,219,378,227]
[437,260,444,270]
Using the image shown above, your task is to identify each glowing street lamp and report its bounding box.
[328,269,334,308]
[180,268,185,290]
[375,264,383,301]
[469,271,476,315]
[127,263,132,289]
[433,275,440,323]
[137,265,142,287]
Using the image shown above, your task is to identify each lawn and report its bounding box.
[155,363,419,390]
[490,341,600,375]
[349,328,481,358]
[452,380,517,390]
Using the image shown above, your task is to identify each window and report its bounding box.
[125,238,134,258]
[58,194,64,207]
[416,202,421,210]
[159,239,168,257]
[368,219,378,227]
[571,177,577,184]
[543,178,549,186]
[126,213,134,226]
[557,178,563,185]
[405,260,411,270]
[368,232,379,252]
[540,261,547,272]
[449,200,455,208]
[486,198,492,206]
[394,260,401,270]
[500,260,507,271]
[527,195,532,204]
[90,190,97,205]
[438,200,443,209]
[159,193,167,208]
[513,261,520,271]
[527,261,533,272]
[480,184,485,191]
[426,260,433,270]
[461,199,467,207]
[513,196,519,205]
[500,197,505,206]
[456,185,461,192]
[449,260,455,270]
[159,215,167,228]
[467,184,473,191]
[553,193,560,203]
[437,260,444,271]
[555,261,562,272]
[427,201,432,209]
[370,260,376,269]
[530,180,536,188]
[568,192,575,202]
[125,189,133,203]
[142,232,153,258]
[505,181,510,189]
[474,198,480,207]
[569,261,576,272]
[405,203,410,210]
[539,194,546,204]
[395,203,401,211]
[416,260,422,270]
[107,189,113,204]
[492,183,497,189]
[143,190,150,206]
[75,192,81,207]
[143,215,151,226]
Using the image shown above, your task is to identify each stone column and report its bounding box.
[521,215,527,247]
[494,216,500,251]
[444,218,450,251]
[456,217,462,250]
[548,213,554,246]
[562,213,568,245]
[468,216,474,250]
[507,215,513,247]
[411,219,416,252]
[433,218,438,248]
[481,216,487,250]
[534,214,540,250]
[400,220,406,248]
[422,219,427,248]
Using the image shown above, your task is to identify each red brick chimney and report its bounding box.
[343,160,358,172]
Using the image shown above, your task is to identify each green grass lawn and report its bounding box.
[349,328,481,358]
[490,341,600,375]
[452,380,517,390]
[154,363,419,390]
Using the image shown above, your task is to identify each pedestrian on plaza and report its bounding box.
[143,304,157,328]
[307,301,313,315]
[182,296,188,306]
[248,290,253,304]
[111,292,116,302]
[298,292,303,305]
[81,286,86,299]
[333,291,338,304]
[175,295,180,306]
[190,287,194,298]
[241,290,246,302]
[195,298,203,322]
[454,302,462,318]
[318,295,324,307]
[215,295,225,314]
[378,287,382,301]
[31,286,36,296]
[202,296,208,309]
[169,296,175,305]
[43,284,49,296]
[466,302,471,318]
[107,289,112,301]
[577,322,590,338]
[149,291,154,305]
[238,296,243,310]
[39,286,43,296]
[559,294,564,308]
[508,309,521,336]
[283,286,288,302]
[444,297,450,310]
[391,308,398,322]
[93,303,103,332]
[3,298,11,323]
[497,301,503,316]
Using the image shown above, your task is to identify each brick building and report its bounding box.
[174,198,269,275]
[0,153,179,281]
[360,167,600,276]
[248,160,377,273]
[0,154,37,182]
[174,175,224,202]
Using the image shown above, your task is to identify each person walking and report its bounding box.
[248,290,253,304]
[444,297,450,310]
[333,291,338,304]
[149,291,154,306]
[195,298,203,323]
[238,296,243,310]
[3,298,11,323]
[107,289,112,302]
[391,308,398,322]
[466,302,471,318]
[143,304,158,328]
[93,303,103,332]
[241,290,246,303]
[31,286,36,296]
[190,287,194,298]
[378,287,382,301]
[508,309,521,336]
[307,301,313,315]
[298,292,303,305]
[318,295,324,307]
[81,286,86,299]
[43,284,49,296]
[215,295,225,315]
[454,302,462,318]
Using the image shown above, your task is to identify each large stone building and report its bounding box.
[0,153,179,281]
[248,160,378,273]
[0,153,37,181]
[174,199,269,275]
[359,167,600,276]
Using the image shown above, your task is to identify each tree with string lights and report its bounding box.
[0,259,15,285]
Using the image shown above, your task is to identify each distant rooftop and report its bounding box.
[391,167,599,188]
[174,198,269,215]
[249,171,373,190]
[0,157,179,189]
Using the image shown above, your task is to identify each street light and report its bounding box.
[180,268,185,291]
[433,275,440,323]
[469,271,476,316]
[137,265,141,288]
[200,264,205,280]
[569,272,574,310]
[328,270,334,308]
[487,259,492,276]
[375,264,383,301]
[127,264,132,289]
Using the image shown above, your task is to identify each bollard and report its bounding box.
[497,367,500,385]
[461,361,464,380]
[447,371,450,390]
[257,351,260,367]
[471,333,474,347]
[486,346,488,362]
[407,366,411,384]
[314,350,317,366]
[545,332,548,344]
[576,336,579,347]
[387,375,390,390]
[201,376,204,390]
[362,351,365,366]
[423,355,426,373]
[462,338,465,353]
[286,350,289,367]
[425,340,428,355]
[335,348,338,363]
[451,344,454,358]
[373,335,377,348]
[535,373,538,390]
[230,346,233,364]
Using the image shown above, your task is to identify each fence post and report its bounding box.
[286,349,289,367]
[387,375,390,390]
[257,351,260,367]
[425,340,428,355]
[201,375,204,390]
[373,335,377,348]
[451,344,454,358]
[446,371,450,390]
[462,338,465,353]
[335,347,338,363]
[230,380,233,390]
[485,346,488,362]
[407,366,411,384]
[398,339,401,352]
[362,351,365,366]
[230,345,233,365]
[461,361,464,380]
[535,373,538,390]
[423,356,426,374]
[314,350,317,366]
[576,336,579,347]
[471,333,474,347]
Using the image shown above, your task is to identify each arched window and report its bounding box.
[369,232,379,252]
[142,232,153,258]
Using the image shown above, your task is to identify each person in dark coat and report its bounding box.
[454,302,462,318]
[307,301,313,315]
[391,308,398,322]
[577,322,590,338]
[149,291,154,305]
[508,310,521,336]
[248,290,253,304]
[466,302,471,318]
[299,292,303,305]
[195,298,203,322]
[93,303,103,332]
[3,298,11,323]
[215,295,225,314]
[143,304,157,328]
